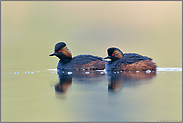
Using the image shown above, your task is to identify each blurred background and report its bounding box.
[1,1,182,70]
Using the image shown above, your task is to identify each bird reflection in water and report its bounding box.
[55,69,75,94]
[54,69,157,94]
[55,74,72,93]
[55,69,106,94]
[108,70,156,92]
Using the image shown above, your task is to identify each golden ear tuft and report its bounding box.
[113,49,123,59]
[60,46,72,58]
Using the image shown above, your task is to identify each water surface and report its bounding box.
[1,68,182,122]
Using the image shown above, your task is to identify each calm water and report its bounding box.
[1,68,182,122]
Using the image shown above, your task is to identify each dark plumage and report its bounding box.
[57,55,107,70]
[114,53,152,64]
[49,42,107,70]
[104,47,157,71]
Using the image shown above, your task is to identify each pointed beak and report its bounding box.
[49,53,57,56]
[104,56,111,59]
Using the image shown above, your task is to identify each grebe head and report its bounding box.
[49,42,72,62]
[104,47,124,62]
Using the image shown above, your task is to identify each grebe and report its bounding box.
[49,42,107,70]
[104,47,156,71]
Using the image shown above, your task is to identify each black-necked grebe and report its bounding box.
[104,47,157,71]
[49,42,107,70]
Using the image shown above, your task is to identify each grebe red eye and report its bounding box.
[112,54,114,56]
[59,85,61,90]
[58,50,61,53]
